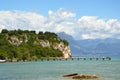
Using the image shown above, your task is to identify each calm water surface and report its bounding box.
[0,58,120,80]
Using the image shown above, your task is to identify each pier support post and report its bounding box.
[90,58,92,60]
[83,58,86,60]
[72,58,74,60]
[102,58,105,60]
[96,58,98,60]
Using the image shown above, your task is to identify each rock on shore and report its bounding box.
[63,73,99,80]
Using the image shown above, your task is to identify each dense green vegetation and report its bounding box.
[0,29,69,61]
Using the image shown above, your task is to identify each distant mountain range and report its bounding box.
[57,32,120,57]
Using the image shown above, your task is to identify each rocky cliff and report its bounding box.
[9,36,71,58]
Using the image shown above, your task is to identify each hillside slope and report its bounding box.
[0,29,71,61]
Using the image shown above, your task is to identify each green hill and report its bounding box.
[0,29,71,61]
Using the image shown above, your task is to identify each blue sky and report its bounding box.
[0,0,120,19]
[0,0,120,39]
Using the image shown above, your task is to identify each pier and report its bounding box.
[39,57,111,61]
[0,57,111,63]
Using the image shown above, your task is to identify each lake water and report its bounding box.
[0,58,120,80]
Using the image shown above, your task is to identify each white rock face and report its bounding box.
[36,41,71,58]
[8,34,28,47]
[53,42,71,58]
[39,40,50,48]
[63,46,71,58]
[8,36,22,47]
[8,35,71,58]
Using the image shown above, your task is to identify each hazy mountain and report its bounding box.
[57,32,120,57]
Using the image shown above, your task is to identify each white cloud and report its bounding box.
[0,10,46,31]
[48,8,75,20]
[0,9,120,39]
[82,33,111,39]
[78,16,110,31]
[77,16,120,39]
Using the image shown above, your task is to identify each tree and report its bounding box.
[38,31,43,35]
[32,56,38,61]
[30,30,36,34]
[0,50,7,60]
[17,29,23,34]
[63,39,69,45]
[1,29,8,34]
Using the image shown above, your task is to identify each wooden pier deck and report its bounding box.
[39,57,111,61]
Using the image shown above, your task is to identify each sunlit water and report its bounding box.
[0,58,120,80]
